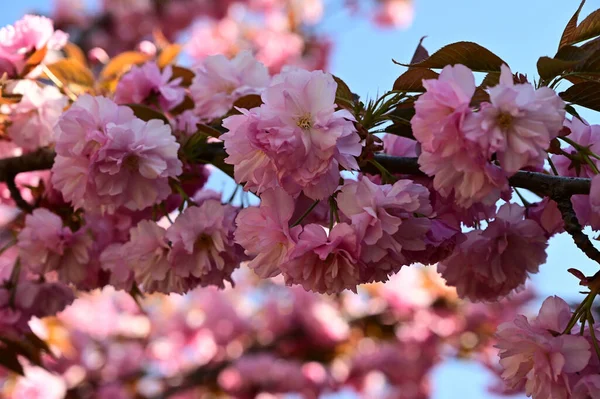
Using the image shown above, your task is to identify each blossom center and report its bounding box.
[496,112,514,131]
[296,114,313,130]
[195,234,213,251]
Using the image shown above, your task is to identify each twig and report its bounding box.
[6,174,33,213]
[556,197,600,265]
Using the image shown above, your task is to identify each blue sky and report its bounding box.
[3,1,599,398]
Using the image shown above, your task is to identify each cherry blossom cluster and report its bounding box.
[0,266,536,398]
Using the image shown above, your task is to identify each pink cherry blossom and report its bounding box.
[6,80,68,151]
[166,200,242,288]
[17,208,93,285]
[51,95,182,213]
[412,64,475,153]
[100,243,134,290]
[235,188,301,278]
[14,281,75,318]
[251,28,305,73]
[186,17,241,61]
[223,68,362,199]
[219,354,325,397]
[190,51,270,121]
[125,220,197,294]
[11,366,67,399]
[0,15,68,76]
[438,203,548,301]
[337,175,433,279]
[281,223,362,294]
[412,64,510,207]
[114,61,185,111]
[417,108,509,207]
[553,117,600,179]
[404,219,462,266]
[383,134,418,157]
[550,119,600,229]
[221,108,283,194]
[172,110,200,135]
[525,197,564,238]
[373,0,415,29]
[256,68,363,198]
[496,296,591,398]
[463,65,565,173]
[573,375,600,399]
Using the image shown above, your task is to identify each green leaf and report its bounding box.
[560,81,600,111]
[393,68,439,92]
[125,104,170,124]
[559,0,586,49]
[394,41,507,72]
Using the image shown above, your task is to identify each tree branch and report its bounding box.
[0,148,55,183]
[556,196,600,266]
[0,145,592,199]
[5,175,33,213]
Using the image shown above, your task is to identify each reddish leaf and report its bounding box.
[0,346,24,375]
[568,8,600,46]
[21,46,48,77]
[537,56,580,80]
[170,66,195,87]
[470,87,490,107]
[170,95,195,115]
[560,81,600,111]
[101,51,150,81]
[45,59,95,88]
[63,42,88,67]
[232,94,263,111]
[153,29,171,50]
[393,68,439,92]
[480,72,501,88]
[157,44,182,68]
[333,75,354,102]
[559,0,586,49]
[394,41,507,73]
[409,36,429,65]
[125,104,170,124]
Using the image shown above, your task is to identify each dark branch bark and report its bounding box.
[556,197,600,266]
[0,144,592,198]
[6,175,33,213]
[0,148,55,183]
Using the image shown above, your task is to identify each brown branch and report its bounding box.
[6,175,32,213]
[0,148,55,182]
[0,145,593,201]
[556,196,600,265]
